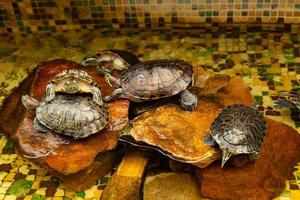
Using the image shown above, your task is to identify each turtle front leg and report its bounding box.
[104,88,124,102]
[203,135,218,147]
[21,95,39,111]
[179,90,198,111]
[81,57,99,67]
[249,152,260,160]
[89,86,104,106]
[45,83,56,102]
[274,99,298,110]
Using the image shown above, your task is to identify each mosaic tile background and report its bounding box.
[0,31,300,199]
[2,0,300,36]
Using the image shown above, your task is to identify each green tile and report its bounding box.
[7,179,32,196]
[75,192,85,198]
[32,194,45,200]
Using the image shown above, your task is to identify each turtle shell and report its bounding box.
[121,60,193,101]
[36,94,108,138]
[50,69,98,87]
[210,104,267,155]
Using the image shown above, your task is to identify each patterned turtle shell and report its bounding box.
[120,60,193,101]
[210,104,267,155]
[36,94,108,139]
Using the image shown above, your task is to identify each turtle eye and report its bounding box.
[104,62,111,69]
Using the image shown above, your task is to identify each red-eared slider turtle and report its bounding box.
[45,69,103,106]
[21,94,108,139]
[81,50,141,88]
[204,104,267,167]
[98,59,198,111]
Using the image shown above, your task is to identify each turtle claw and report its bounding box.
[221,150,232,168]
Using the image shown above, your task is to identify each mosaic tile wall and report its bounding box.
[2,0,300,36]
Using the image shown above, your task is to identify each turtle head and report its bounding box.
[22,95,39,111]
[221,150,232,168]
[81,57,113,75]
[97,61,114,75]
[63,79,79,94]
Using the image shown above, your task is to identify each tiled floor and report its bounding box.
[0,31,299,199]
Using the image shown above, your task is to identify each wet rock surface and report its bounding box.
[195,118,300,200]
[0,59,130,178]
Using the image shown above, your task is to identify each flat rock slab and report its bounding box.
[122,100,221,168]
[0,59,129,175]
[195,118,300,200]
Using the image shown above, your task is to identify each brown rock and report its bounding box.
[121,100,222,168]
[216,76,254,107]
[143,172,207,200]
[195,119,300,200]
[0,59,130,176]
[101,150,150,200]
[56,151,117,191]
[192,65,230,96]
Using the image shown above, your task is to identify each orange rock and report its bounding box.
[0,59,129,175]
[216,76,254,106]
[192,65,230,96]
[56,151,117,192]
[121,100,222,168]
[195,119,300,200]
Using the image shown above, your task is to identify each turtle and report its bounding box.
[274,88,300,110]
[45,69,103,106]
[21,94,109,139]
[81,50,141,88]
[97,59,198,111]
[204,104,267,167]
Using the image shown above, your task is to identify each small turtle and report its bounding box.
[97,59,198,111]
[45,69,103,106]
[21,94,108,139]
[274,88,300,110]
[81,50,141,88]
[204,104,267,167]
